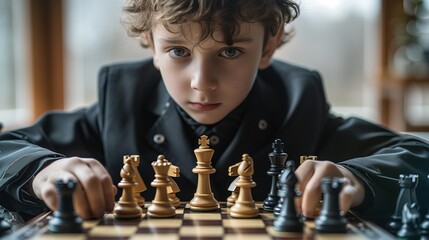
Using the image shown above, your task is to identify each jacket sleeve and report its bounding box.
[317,115,429,219]
[0,104,104,214]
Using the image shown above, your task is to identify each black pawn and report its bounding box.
[0,214,11,236]
[315,177,348,233]
[48,179,83,233]
[274,160,303,232]
[263,139,288,211]
[388,174,419,233]
[397,203,421,240]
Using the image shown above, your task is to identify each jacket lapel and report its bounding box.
[145,82,198,185]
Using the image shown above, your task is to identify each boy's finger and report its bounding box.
[42,171,77,211]
[295,161,316,216]
[73,182,92,219]
[103,185,116,213]
[72,162,106,218]
[39,182,58,211]
[81,158,116,213]
[300,161,345,217]
[339,184,355,213]
[83,158,115,214]
[295,162,314,199]
[295,196,302,215]
[300,176,322,218]
[295,160,316,186]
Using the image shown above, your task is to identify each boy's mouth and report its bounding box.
[188,102,221,111]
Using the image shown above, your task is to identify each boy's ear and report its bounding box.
[152,53,160,70]
[259,27,284,69]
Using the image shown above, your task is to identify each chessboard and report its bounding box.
[4,202,395,240]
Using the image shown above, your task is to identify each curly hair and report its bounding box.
[122,0,300,48]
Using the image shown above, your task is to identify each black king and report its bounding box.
[263,139,288,211]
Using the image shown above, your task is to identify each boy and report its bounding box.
[0,0,428,223]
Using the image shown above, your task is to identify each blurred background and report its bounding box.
[0,0,428,134]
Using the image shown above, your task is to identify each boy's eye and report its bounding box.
[168,48,189,58]
[220,48,242,58]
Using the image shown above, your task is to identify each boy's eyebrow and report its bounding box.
[230,37,253,43]
[158,37,254,45]
[158,38,187,45]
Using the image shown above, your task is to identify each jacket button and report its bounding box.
[209,135,220,145]
[153,134,165,144]
[258,119,268,130]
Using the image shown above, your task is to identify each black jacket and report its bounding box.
[0,59,428,221]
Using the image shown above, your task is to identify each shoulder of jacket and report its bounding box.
[260,59,323,87]
[97,58,164,112]
[271,59,320,77]
[97,58,161,92]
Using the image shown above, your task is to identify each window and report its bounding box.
[63,0,151,110]
[275,0,381,122]
[0,0,31,130]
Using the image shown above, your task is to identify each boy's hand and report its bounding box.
[295,160,365,218]
[31,157,117,219]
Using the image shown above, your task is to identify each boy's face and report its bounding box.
[151,21,269,125]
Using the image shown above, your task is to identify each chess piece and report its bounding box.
[230,154,259,218]
[315,177,348,233]
[263,139,288,211]
[227,188,239,207]
[397,203,421,240]
[190,135,219,211]
[127,155,147,207]
[274,168,286,218]
[388,174,419,233]
[167,164,181,207]
[147,155,176,218]
[48,179,83,233]
[0,213,11,235]
[299,155,317,165]
[420,175,429,236]
[114,157,143,219]
[422,214,429,237]
[273,168,286,218]
[227,162,240,207]
[274,160,303,232]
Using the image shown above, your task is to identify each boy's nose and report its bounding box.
[190,60,217,92]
